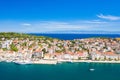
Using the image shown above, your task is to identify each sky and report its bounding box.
[0,0,120,33]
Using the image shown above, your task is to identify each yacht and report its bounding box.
[89,68,95,71]
[14,60,32,65]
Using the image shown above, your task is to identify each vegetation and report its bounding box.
[0,32,30,39]
[0,32,57,41]
[10,43,18,52]
[2,48,8,51]
[22,42,27,47]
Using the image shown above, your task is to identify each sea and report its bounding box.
[30,33,120,40]
[0,62,120,80]
[1,33,120,80]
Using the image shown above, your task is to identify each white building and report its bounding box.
[2,40,12,49]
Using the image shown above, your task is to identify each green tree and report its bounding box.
[22,42,27,47]
[10,43,18,52]
[2,48,8,51]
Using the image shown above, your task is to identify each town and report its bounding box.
[0,32,120,64]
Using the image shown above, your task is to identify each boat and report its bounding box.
[6,59,13,63]
[14,62,25,65]
[57,61,62,64]
[14,60,32,65]
[66,60,73,63]
[89,68,95,71]
[86,62,90,63]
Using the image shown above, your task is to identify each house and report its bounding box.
[44,54,51,59]
[2,40,12,49]
[104,52,118,61]
[77,51,88,60]
[91,51,104,60]
[62,54,72,60]
[32,52,43,59]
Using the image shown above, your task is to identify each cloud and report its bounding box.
[80,20,107,24]
[21,23,31,26]
[24,21,91,33]
[97,14,120,20]
[27,21,120,33]
[0,20,120,33]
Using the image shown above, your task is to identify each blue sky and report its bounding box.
[0,0,120,33]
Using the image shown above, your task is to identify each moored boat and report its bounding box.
[14,60,32,65]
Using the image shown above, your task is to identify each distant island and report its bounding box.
[0,32,120,64]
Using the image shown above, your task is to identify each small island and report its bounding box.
[0,32,120,64]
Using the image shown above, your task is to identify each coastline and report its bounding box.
[0,33,120,65]
[33,60,120,64]
[33,60,58,64]
[72,60,120,63]
[2,60,120,65]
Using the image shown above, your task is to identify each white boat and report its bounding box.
[89,68,95,71]
[86,62,90,63]
[14,62,25,65]
[14,60,32,65]
[6,60,13,62]
[57,61,61,63]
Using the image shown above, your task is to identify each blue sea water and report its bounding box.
[0,62,120,80]
[30,33,120,40]
[1,34,120,80]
